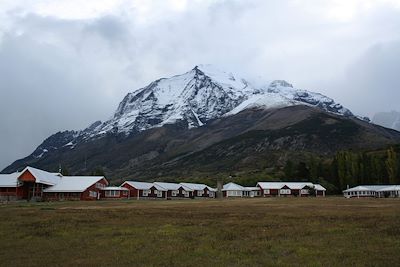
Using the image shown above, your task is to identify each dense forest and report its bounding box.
[279,145,400,194]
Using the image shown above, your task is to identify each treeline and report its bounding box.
[283,146,400,193]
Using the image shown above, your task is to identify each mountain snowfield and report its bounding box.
[33,64,356,158]
[90,64,353,135]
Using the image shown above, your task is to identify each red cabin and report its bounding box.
[43,176,108,201]
[121,181,167,199]
[0,166,109,201]
[100,186,130,199]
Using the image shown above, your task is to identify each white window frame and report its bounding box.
[89,191,97,198]
[142,189,151,196]
[184,191,190,197]
[157,191,163,197]
[197,190,204,196]
[264,189,270,195]
[301,189,309,195]
[172,190,179,197]
[105,190,120,197]
[96,182,105,189]
[280,189,291,195]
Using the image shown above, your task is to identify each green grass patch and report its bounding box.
[0,198,399,266]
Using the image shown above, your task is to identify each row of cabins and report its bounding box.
[0,166,327,201]
[343,185,400,198]
[121,181,216,200]
[225,182,326,197]
[0,167,218,201]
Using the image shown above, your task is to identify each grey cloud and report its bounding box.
[335,41,400,117]
[0,14,137,169]
[1,1,400,169]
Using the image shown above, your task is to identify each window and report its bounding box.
[280,189,291,195]
[89,191,97,198]
[301,189,309,195]
[96,182,105,189]
[197,190,204,196]
[105,190,120,197]
[142,189,151,196]
[209,192,214,197]
[264,189,270,195]
[157,191,163,197]
[122,191,128,196]
[228,191,242,197]
[172,190,179,197]
[184,191,190,197]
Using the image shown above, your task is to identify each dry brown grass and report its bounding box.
[0,197,399,266]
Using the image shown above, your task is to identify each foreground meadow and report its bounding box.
[0,197,399,266]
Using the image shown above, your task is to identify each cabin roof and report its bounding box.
[314,184,327,191]
[43,176,106,193]
[0,172,20,187]
[122,181,154,190]
[222,182,246,191]
[343,185,390,192]
[19,166,61,186]
[377,185,400,191]
[257,182,326,190]
[180,182,217,192]
[153,182,193,191]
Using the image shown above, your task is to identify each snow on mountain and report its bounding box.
[84,64,353,138]
[226,93,296,116]
[33,64,357,155]
[87,65,253,136]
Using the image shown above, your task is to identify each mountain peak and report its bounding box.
[33,66,357,144]
[81,65,356,139]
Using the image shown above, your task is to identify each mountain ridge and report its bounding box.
[22,64,360,160]
[4,65,389,178]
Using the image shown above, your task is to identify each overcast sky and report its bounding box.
[1,0,400,170]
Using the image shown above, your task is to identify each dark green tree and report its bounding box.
[91,167,106,176]
[61,166,70,176]
[386,147,398,184]
[283,160,295,179]
[296,162,310,181]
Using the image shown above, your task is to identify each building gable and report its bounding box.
[18,170,36,182]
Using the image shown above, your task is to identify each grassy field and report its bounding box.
[0,197,399,267]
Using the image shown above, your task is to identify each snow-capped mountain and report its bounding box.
[87,65,352,136]
[31,64,355,158]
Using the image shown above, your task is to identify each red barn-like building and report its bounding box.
[153,182,193,199]
[179,183,216,198]
[43,176,108,201]
[0,166,109,201]
[121,181,168,199]
[257,182,326,197]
